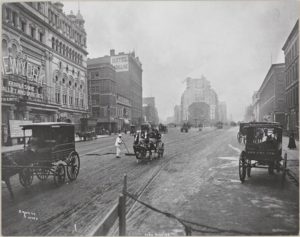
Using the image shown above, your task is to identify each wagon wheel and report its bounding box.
[246,160,251,177]
[66,152,80,181]
[239,152,246,183]
[35,168,50,181]
[53,164,65,186]
[19,168,34,188]
[281,153,287,185]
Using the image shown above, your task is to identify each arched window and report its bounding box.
[2,39,8,56]
[59,42,62,54]
[55,39,58,51]
[11,44,18,57]
[52,37,55,49]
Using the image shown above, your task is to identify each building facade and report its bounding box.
[188,102,210,126]
[87,49,143,128]
[180,76,219,124]
[143,97,159,125]
[257,64,285,126]
[87,59,119,133]
[218,101,227,123]
[173,105,181,124]
[2,2,88,145]
[282,19,299,136]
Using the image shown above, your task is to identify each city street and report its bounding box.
[2,127,298,236]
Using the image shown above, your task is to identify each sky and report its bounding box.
[62,0,299,122]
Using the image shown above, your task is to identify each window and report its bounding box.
[52,37,55,49]
[21,21,26,32]
[55,93,60,103]
[12,12,17,27]
[30,26,36,38]
[75,98,79,106]
[5,8,10,21]
[63,94,67,104]
[39,32,43,42]
[69,96,73,105]
[81,99,84,107]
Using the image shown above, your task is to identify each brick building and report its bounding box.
[257,63,286,126]
[2,2,88,145]
[282,19,299,137]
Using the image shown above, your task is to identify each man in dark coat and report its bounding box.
[288,132,297,149]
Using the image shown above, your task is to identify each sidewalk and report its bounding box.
[282,136,299,181]
[2,135,111,154]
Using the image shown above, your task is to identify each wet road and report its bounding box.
[2,127,299,235]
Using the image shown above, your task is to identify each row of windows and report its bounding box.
[92,107,116,118]
[54,74,84,90]
[55,92,84,107]
[52,37,83,66]
[89,81,116,94]
[286,86,298,108]
[3,6,45,43]
[48,7,86,48]
[285,38,299,66]
[286,61,299,87]
[90,70,114,79]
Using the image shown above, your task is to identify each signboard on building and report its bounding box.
[110,55,129,72]
[9,120,33,138]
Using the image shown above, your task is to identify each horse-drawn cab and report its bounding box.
[239,122,287,184]
[2,123,80,198]
[237,122,248,144]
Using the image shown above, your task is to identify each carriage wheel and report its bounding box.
[19,168,34,188]
[246,160,251,177]
[53,164,65,186]
[35,168,50,181]
[239,152,246,183]
[281,153,287,185]
[66,152,80,181]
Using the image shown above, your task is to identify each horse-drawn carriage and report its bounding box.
[237,122,248,144]
[238,122,287,184]
[159,124,168,134]
[2,123,80,198]
[133,129,164,163]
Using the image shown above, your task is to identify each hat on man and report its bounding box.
[118,134,122,137]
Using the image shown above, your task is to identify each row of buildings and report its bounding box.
[171,76,227,126]
[249,20,298,137]
[2,2,146,145]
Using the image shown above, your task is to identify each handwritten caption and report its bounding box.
[18,210,38,221]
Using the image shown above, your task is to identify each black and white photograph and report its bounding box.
[1,0,299,236]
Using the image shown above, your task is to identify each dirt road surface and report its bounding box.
[2,127,298,235]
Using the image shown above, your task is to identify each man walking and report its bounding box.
[115,134,123,158]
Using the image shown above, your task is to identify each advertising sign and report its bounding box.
[2,81,43,100]
[9,120,33,138]
[110,55,129,72]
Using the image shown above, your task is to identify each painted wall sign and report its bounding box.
[110,55,129,72]
[2,55,45,84]
[3,81,43,99]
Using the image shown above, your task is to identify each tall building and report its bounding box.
[257,63,285,125]
[218,101,227,123]
[87,49,143,128]
[2,2,88,145]
[180,76,219,124]
[282,19,299,136]
[87,59,119,132]
[173,105,181,124]
[143,97,159,125]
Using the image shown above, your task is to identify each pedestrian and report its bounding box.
[115,134,123,158]
[288,131,297,149]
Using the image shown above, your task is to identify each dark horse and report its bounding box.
[2,153,19,198]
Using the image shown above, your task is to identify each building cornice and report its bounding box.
[16,3,88,55]
[282,19,299,51]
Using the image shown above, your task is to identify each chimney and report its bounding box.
[110,49,115,56]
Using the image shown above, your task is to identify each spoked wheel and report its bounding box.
[239,152,246,183]
[281,153,287,185]
[246,160,251,177]
[53,164,65,186]
[19,168,34,188]
[35,168,50,181]
[66,152,80,181]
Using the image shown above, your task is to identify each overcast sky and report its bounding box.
[62,0,299,122]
